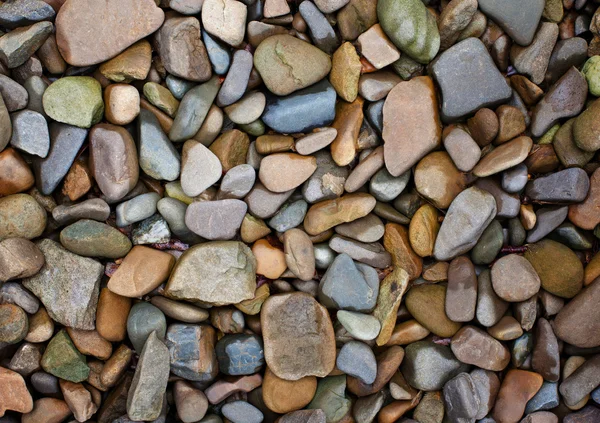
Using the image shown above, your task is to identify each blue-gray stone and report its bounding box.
[202,30,231,76]
[215,334,264,376]
[268,199,308,232]
[318,253,379,312]
[262,79,336,134]
[32,122,87,195]
[431,38,512,122]
[369,168,410,202]
[502,163,528,193]
[299,1,339,55]
[478,0,544,46]
[525,168,590,204]
[166,74,196,100]
[127,302,167,353]
[165,324,219,382]
[592,385,600,404]
[366,99,384,134]
[548,222,594,250]
[0,0,55,29]
[336,341,377,384]
[222,401,263,423]
[10,109,49,157]
[216,49,252,107]
[526,206,568,243]
[138,109,180,181]
[525,381,559,413]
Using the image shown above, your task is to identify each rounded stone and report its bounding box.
[0,303,28,344]
[262,367,317,413]
[336,340,377,384]
[0,194,46,241]
[491,254,541,302]
[405,284,462,337]
[42,76,104,128]
[126,302,167,353]
[59,219,132,259]
[259,153,317,193]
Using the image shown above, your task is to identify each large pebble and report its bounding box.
[525,168,589,204]
[405,283,462,337]
[478,0,543,45]
[259,153,317,193]
[451,326,510,371]
[201,0,246,46]
[180,140,221,197]
[42,76,103,128]
[137,109,180,182]
[0,193,46,241]
[554,278,600,348]
[491,254,541,302]
[185,199,247,240]
[60,219,131,259]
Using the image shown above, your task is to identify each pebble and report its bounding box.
[432,37,512,122]
[531,318,560,382]
[511,22,559,84]
[105,84,139,125]
[9,109,49,158]
[259,153,317,193]
[452,325,510,371]
[570,168,600,230]
[446,256,478,322]
[169,77,220,143]
[137,109,180,182]
[41,329,89,383]
[180,140,221,197]
[216,334,264,375]
[554,277,600,348]
[261,292,336,380]
[52,198,110,226]
[89,123,139,203]
[222,401,264,423]
[0,366,33,415]
[491,254,541,302]
[337,341,377,384]
[21,398,71,423]
[0,194,46,240]
[525,168,590,204]
[127,331,169,421]
[573,98,600,153]
[443,372,480,421]
[262,79,336,134]
[166,324,218,382]
[546,37,588,84]
[262,367,316,413]
[155,16,211,82]
[126,302,166,353]
[479,0,543,45]
[116,192,160,227]
[473,136,533,177]
[307,375,352,421]
[299,1,339,54]
[185,199,247,240]
[166,241,256,305]
[224,91,265,125]
[415,151,467,209]
[218,164,256,200]
[42,76,104,128]
[405,283,462,337]
[433,187,497,261]
[201,0,246,46]
[0,21,51,69]
[268,200,307,232]
[218,50,253,106]
[337,310,381,341]
[443,127,481,172]
[401,340,469,391]
[0,0,55,29]
[525,381,560,414]
[59,219,132,259]
[99,40,152,83]
[530,67,588,137]
[0,303,28,344]
[330,42,361,102]
[0,238,44,282]
[0,74,28,112]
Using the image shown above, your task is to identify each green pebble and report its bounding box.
[238,119,265,137]
[42,76,104,128]
[538,123,560,144]
[41,329,89,383]
[60,219,132,259]
[471,220,503,265]
[582,56,600,97]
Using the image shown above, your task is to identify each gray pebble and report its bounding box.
[336,341,377,384]
[501,163,528,193]
[222,401,264,423]
[369,168,410,202]
[268,199,308,232]
[127,302,167,353]
[116,193,161,227]
[10,109,49,157]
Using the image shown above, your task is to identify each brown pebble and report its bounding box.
[0,148,34,196]
[492,369,543,423]
[262,367,317,413]
[66,328,113,360]
[95,288,131,342]
[467,108,499,147]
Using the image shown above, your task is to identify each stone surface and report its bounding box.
[23,239,102,330]
[185,199,247,240]
[478,0,544,45]
[433,187,497,261]
[60,219,132,259]
[493,370,543,423]
[473,136,532,177]
[42,76,103,128]
[166,241,256,305]
[452,325,510,371]
[432,37,512,122]
[201,0,246,46]
[41,330,89,383]
[491,254,541,302]
[216,334,264,376]
[0,365,34,416]
[55,0,165,66]
[0,194,46,241]
[382,76,441,177]
[405,284,462,338]
[525,168,589,204]
[511,22,558,85]
[261,292,336,380]
[554,279,600,348]
[165,324,218,382]
[169,77,220,142]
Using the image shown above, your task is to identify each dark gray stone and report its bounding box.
[478,0,544,45]
[0,74,28,111]
[0,0,55,29]
[547,37,588,83]
[215,334,264,376]
[475,178,520,219]
[525,168,590,204]
[548,222,594,250]
[526,206,568,243]
[431,37,512,122]
[336,341,376,384]
[32,122,87,195]
[262,79,336,134]
[268,199,308,232]
[443,372,480,421]
[127,302,167,353]
[328,235,391,268]
[217,49,252,107]
[299,1,339,54]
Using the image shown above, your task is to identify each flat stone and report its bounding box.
[302,150,348,204]
[218,50,253,106]
[259,153,317,193]
[525,381,559,414]
[433,187,497,261]
[526,206,568,243]
[493,370,543,423]
[573,98,600,153]
[491,254,541,302]
[224,91,265,125]
[180,140,221,197]
[446,256,477,322]
[335,214,384,243]
[9,109,49,158]
[502,163,529,193]
[358,71,401,101]
[451,325,510,371]
[431,37,512,122]
[201,0,246,46]
[127,332,169,421]
[0,238,44,283]
[32,122,87,195]
[279,410,326,423]
[554,119,594,168]
[299,1,339,54]
[382,76,441,177]
[0,74,28,112]
[415,151,467,209]
[0,0,55,29]
[0,366,33,416]
[99,40,152,83]
[406,283,462,337]
[283,228,315,281]
[307,375,352,421]
[554,278,600,348]
[0,303,28,344]
[41,330,89,383]
[52,198,110,226]
[319,253,379,312]
[116,192,160,227]
[209,129,250,172]
[261,292,336,380]
[166,241,256,305]
[246,182,294,219]
[23,239,102,330]
[165,324,218,382]
[0,148,34,196]
[510,22,558,85]
[0,21,52,69]
[443,372,480,421]
[471,219,504,264]
[137,109,180,182]
[337,341,377,384]
[304,193,376,235]
[218,164,256,200]
[169,77,220,142]
[476,269,509,327]
[531,318,560,382]
[89,123,139,203]
[262,367,316,414]
[202,30,231,75]
[559,354,600,407]
[222,401,263,423]
[478,0,544,45]
[530,67,587,137]
[337,310,381,342]
[42,76,103,128]
[0,194,46,241]
[401,340,470,391]
[473,136,532,177]
[262,79,336,134]
[525,168,589,204]
[443,127,481,172]
[55,0,164,66]
[331,97,364,167]
[470,369,500,419]
[185,199,247,240]
[155,16,211,82]
[60,219,132,259]
[269,200,308,232]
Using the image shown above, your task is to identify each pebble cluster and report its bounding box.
[0,0,600,422]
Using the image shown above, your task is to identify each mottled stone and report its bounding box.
[215,334,264,376]
[165,324,218,382]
